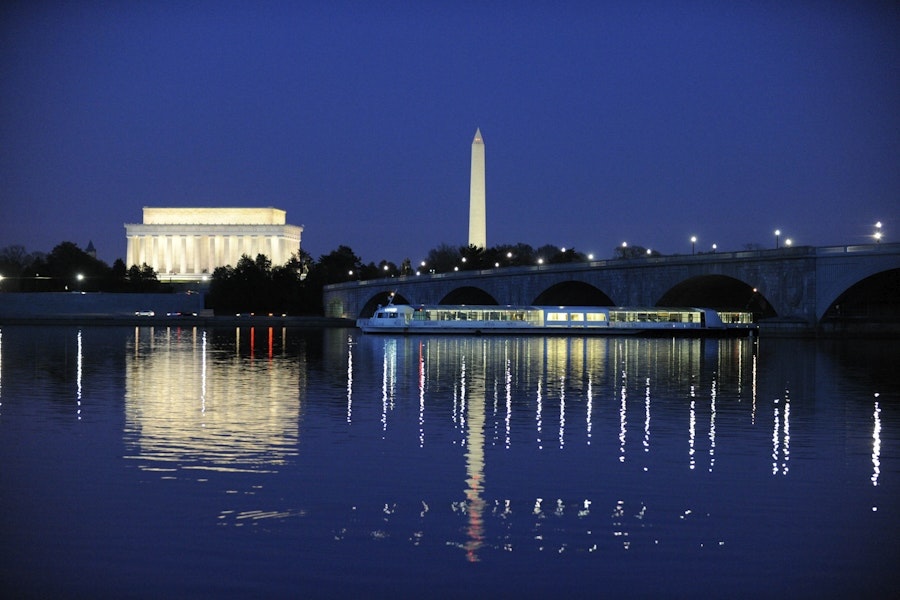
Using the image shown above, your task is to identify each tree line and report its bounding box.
[0,240,661,315]
[0,242,163,293]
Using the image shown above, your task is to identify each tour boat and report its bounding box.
[356,303,756,336]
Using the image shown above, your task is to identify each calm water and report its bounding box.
[1,325,898,598]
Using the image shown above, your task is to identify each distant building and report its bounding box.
[85,240,97,259]
[125,207,303,281]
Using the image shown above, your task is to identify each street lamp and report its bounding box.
[875,221,883,243]
[690,236,697,255]
[775,229,781,249]
[711,243,717,253]
[785,239,792,247]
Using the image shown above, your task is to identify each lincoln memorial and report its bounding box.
[125,207,303,281]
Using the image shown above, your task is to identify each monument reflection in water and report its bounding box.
[1,325,897,597]
[124,326,303,475]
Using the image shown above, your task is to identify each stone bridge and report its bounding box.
[323,243,900,333]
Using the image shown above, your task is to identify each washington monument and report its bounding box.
[468,128,486,248]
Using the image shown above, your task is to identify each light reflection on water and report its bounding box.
[0,325,898,596]
[123,326,302,474]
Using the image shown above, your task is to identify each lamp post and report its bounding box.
[690,236,697,255]
[76,273,84,292]
[785,239,792,247]
[775,229,781,249]
[875,221,883,243]
[711,243,717,253]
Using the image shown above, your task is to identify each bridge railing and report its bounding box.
[817,243,898,254]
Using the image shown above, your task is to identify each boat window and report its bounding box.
[586,312,606,322]
[718,311,753,324]
[547,312,568,322]
[570,313,584,321]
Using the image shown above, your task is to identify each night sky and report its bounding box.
[2,1,898,266]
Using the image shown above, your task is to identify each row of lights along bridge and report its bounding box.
[345,222,886,278]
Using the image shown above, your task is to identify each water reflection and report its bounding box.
[464,379,486,561]
[772,388,791,475]
[113,328,890,563]
[339,335,773,556]
[873,396,882,487]
[2,325,897,595]
[124,326,302,474]
[352,336,761,459]
[76,329,82,421]
[346,335,353,424]
[380,338,396,434]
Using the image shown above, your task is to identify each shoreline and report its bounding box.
[0,315,356,327]
[2,316,897,338]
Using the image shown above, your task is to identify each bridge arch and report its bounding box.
[440,286,499,305]
[820,268,900,322]
[359,290,413,318]
[532,280,614,306]
[657,275,777,319]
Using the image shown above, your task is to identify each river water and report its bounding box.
[0,325,898,598]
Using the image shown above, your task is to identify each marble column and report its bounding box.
[149,236,159,273]
[269,236,279,263]
[179,235,188,274]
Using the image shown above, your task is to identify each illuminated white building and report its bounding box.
[125,207,303,281]
[468,128,486,249]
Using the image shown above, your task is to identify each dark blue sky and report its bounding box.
[2,1,898,265]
